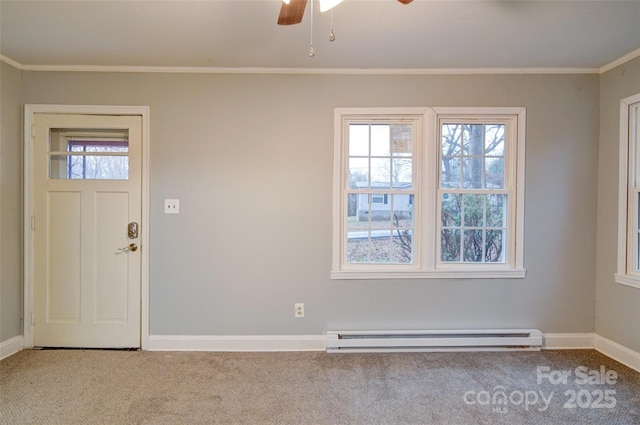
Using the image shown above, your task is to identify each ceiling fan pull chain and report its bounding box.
[329,9,335,42]
[308,0,315,57]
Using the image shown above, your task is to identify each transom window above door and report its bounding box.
[48,128,129,180]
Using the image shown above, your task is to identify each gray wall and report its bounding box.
[17,71,599,336]
[0,61,23,342]
[596,56,640,352]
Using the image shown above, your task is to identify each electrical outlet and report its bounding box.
[164,199,180,214]
[294,303,304,318]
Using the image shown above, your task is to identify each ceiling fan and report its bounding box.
[278,0,414,26]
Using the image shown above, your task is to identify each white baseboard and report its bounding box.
[542,333,595,349]
[148,333,594,353]
[594,334,640,373]
[148,334,326,352]
[146,332,639,373]
[0,335,23,360]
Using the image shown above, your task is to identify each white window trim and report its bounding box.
[615,92,640,289]
[331,107,526,280]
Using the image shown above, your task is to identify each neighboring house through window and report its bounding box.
[616,92,640,289]
[332,107,526,279]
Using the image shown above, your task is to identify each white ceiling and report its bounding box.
[1,0,640,71]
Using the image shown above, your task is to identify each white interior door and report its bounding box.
[32,113,142,348]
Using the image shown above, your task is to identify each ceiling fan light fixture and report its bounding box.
[319,0,344,13]
[282,0,291,4]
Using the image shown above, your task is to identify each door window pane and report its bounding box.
[49,129,129,180]
[50,155,129,180]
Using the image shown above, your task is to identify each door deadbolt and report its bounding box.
[128,222,138,239]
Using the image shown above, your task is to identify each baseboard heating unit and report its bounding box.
[326,329,543,353]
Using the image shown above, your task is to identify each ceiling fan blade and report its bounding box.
[397,0,413,4]
[277,0,308,25]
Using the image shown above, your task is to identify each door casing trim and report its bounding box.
[23,105,150,349]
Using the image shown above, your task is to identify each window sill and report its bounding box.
[331,268,527,280]
[614,273,640,289]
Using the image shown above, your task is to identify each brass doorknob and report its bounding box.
[118,243,138,252]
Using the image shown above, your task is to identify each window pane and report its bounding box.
[347,235,397,264]
[347,237,371,263]
[354,193,370,221]
[392,158,412,189]
[463,157,483,189]
[442,124,462,156]
[486,230,504,262]
[370,125,390,156]
[392,194,413,223]
[391,125,413,157]
[463,124,484,156]
[349,158,369,189]
[70,141,128,153]
[347,211,374,263]
[390,237,412,264]
[349,125,369,156]
[463,194,484,227]
[367,193,390,224]
[49,155,129,180]
[371,239,393,264]
[440,194,507,265]
[347,194,358,219]
[347,216,367,235]
[486,194,506,227]
[441,157,461,188]
[49,129,129,152]
[463,229,483,262]
[371,158,391,185]
[484,124,505,156]
[441,229,461,262]
[441,193,461,226]
[346,193,414,264]
[392,200,413,264]
[485,157,504,189]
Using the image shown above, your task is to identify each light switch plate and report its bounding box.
[164,199,180,214]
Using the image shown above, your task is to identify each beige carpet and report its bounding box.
[1,349,639,424]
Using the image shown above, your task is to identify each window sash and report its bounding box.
[435,117,517,268]
[624,101,640,278]
[341,116,422,269]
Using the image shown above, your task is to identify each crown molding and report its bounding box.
[0,55,24,70]
[1,52,637,76]
[599,47,640,74]
[0,62,601,75]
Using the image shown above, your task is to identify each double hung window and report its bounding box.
[616,93,640,289]
[332,107,526,279]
